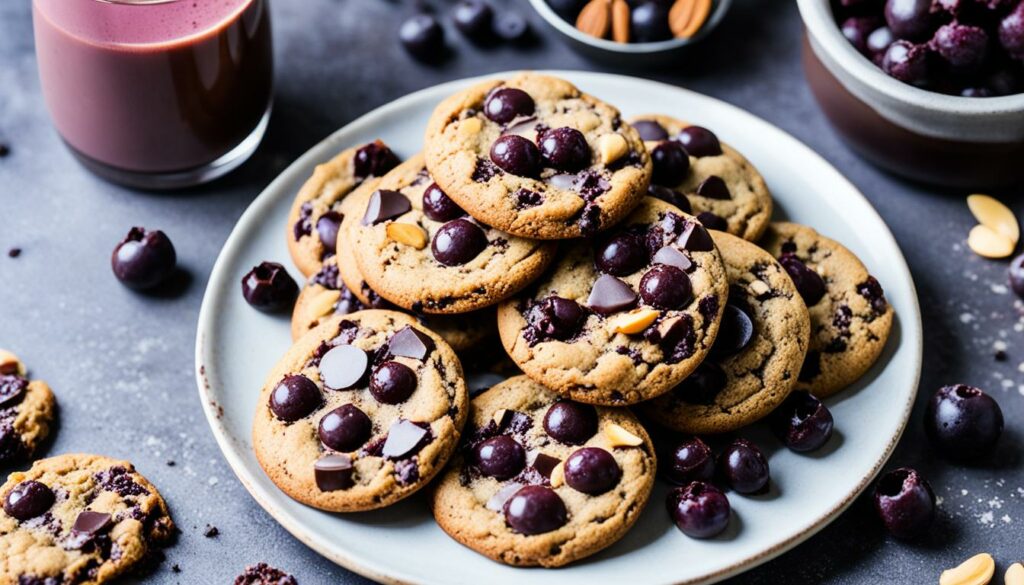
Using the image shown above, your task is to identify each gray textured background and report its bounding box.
[2,0,1023,583]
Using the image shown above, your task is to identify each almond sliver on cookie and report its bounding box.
[967,194,1019,244]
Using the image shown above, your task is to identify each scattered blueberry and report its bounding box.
[884,0,933,42]
[631,2,673,43]
[490,134,541,177]
[493,10,530,42]
[453,0,493,39]
[431,219,488,266]
[504,485,567,534]
[770,391,834,452]
[475,435,526,479]
[318,404,372,452]
[665,437,715,485]
[111,227,177,290]
[369,362,418,404]
[400,13,445,61]
[269,375,322,422]
[717,438,770,495]
[539,127,591,171]
[423,183,464,222]
[241,261,299,312]
[564,447,621,495]
[873,467,935,539]
[544,400,598,444]
[666,481,731,539]
[595,232,649,276]
[484,88,535,124]
[924,384,1003,461]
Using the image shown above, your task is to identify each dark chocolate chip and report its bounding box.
[369,362,418,404]
[778,253,826,307]
[319,345,369,390]
[353,141,400,179]
[362,190,411,225]
[318,404,372,452]
[3,480,54,521]
[695,176,731,200]
[314,454,355,491]
[586,275,638,315]
[696,212,728,232]
[0,375,27,407]
[387,325,435,360]
[677,221,714,251]
[632,119,669,141]
[530,453,561,478]
[652,246,693,271]
[269,375,322,422]
[316,211,343,251]
[382,420,430,459]
[713,304,755,357]
[68,511,112,548]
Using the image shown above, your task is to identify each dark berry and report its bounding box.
[647,184,691,212]
[504,486,567,534]
[111,227,176,290]
[873,467,935,539]
[241,262,299,312]
[632,119,670,142]
[778,253,826,306]
[564,447,621,495]
[718,438,770,494]
[595,233,649,276]
[1009,253,1024,297]
[925,384,1003,461]
[639,265,692,310]
[475,435,526,479]
[882,40,931,85]
[665,437,715,485]
[867,26,897,62]
[318,404,372,452]
[354,141,400,179]
[539,127,591,171]
[884,0,933,41]
[676,126,722,157]
[490,134,541,177]
[999,2,1024,59]
[316,211,343,252]
[631,2,672,42]
[543,400,598,444]
[651,141,691,186]
[399,14,445,61]
[771,391,834,452]
[431,219,488,266]
[453,0,493,39]
[369,362,418,404]
[269,375,322,422]
[712,303,754,357]
[3,480,55,520]
[484,88,535,124]
[493,10,530,42]
[843,16,883,53]
[666,481,731,539]
[422,183,464,222]
[527,296,587,342]
[931,22,990,71]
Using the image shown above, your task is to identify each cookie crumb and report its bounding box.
[171,564,181,573]
[0,144,9,158]
[995,350,1008,361]
[7,248,20,258]
[234,563,298,585]
[166,460,176,467]
[203,524,219,538]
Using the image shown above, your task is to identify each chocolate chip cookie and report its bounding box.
[761,222,894,397]
[497,197,729,405]
[253,310,468,512]
[431,376,655,567]
[0,454,174,584]
[286,140,400,277]
[424,73,651,239]
[0,351,56,466]
[345,154,558,314]
[630,114,772,242]
[641,232,811,434]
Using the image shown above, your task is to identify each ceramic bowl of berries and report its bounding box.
[798,0,1024,187]
[528,0,732,65]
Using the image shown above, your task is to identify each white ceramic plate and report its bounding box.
[195,71,922,585]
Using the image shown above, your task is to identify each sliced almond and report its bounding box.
[605,422,644,448]
[386,223,428,250]
[967,194,1019,243]
[1005,563,1024,585]
[576,0,610,39]
[939,553,995,585]
[967,224,1015,259]
[458,117,483,138]
[677,0,711,38]
[610,308,660,335]
[549,462,565,488]
[0,350,25,376]
[748,280,770,297]
[669,0,697,37]
[309,289,342,319]
[611,0,630,43]
[598,133,629,165]
[492,409,508,428]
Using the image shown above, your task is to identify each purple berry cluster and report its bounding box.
[834,0,1024,96]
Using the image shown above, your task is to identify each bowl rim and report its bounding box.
[526,0,733,54]
[797,0,1024,116]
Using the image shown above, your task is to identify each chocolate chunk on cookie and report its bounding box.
[286,140,400,277]
[344,154,558,314]
[431,376,655,567]
[761,222,894,397]
[0,454,174,584]
[254,311,468,512]
[0,351,56,466]
[497,197,729,405]
[631,115,772,242]
[424,73,651,239]
[641,232,811,433]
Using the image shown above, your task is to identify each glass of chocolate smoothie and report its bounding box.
[32,0,274,189]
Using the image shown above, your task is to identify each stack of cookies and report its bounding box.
[258,72,895,568]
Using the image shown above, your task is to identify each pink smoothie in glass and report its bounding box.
[33,0,273,175]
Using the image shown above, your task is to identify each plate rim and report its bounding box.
[195,70,923,585]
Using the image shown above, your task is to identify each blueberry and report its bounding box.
[354,141,400,179]
[595,232,649,276]
[665,437,715,485]
[241,261,298,312]
[651,141,691,186]
[882,40,930,85]
[474,435,526,479]
[867,26,897,63]
[647,184,692,212]
[316,211,343,251]
[526,296,588,342]
[884,0,933,41]
[539,127,591,171]
[369,362,418,404]
[931,22,990,71]
[924,384,1003,461]
[632,119,670,141]
[543,400,598,444]
[431,219,488,266]
[666,481,731,539]
[423,183,464,222]
[399,13,445,61]
[1009,253,1024,297]
[484,88,535,124]
[504,485,567,535]
[493,10,530,42]
[675,126,722,158]
[770,391,835,452]
[639,265,693,310]
[631,2,672,43]
[999,2,1024,60]
[717,438,769,495]
[269,375,322,422]
[843,17,883,53]
[3,480,55,521]
[111,227,177,290]
[452,0,493,39]
[490,134,541,177]
[318,404,372,452]
[873,467,935,539]
[564,447,621,495]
